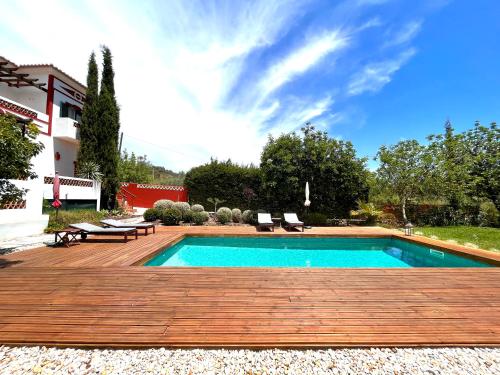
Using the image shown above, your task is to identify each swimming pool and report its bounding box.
[144,236,492,268]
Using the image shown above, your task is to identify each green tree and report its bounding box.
[184,159,262,209]
[118,150,154,183]
[97,84,119,209]
[151,166,185,185]
[77,52,99,167]
[261,124,369,217]
[260,132,302,213]
[0,114,44,204]
[426,120,499,209]
[375,140,434,222]
[427,120,470,209]
[97,46,121,209]
[464,121,499,207]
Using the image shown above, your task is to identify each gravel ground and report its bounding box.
[0,234,54,255]
[0,346,498,375]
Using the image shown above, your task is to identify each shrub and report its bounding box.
[173,201,191,221]
[303,212,327,226]
[242,209,254,224]
[174,201,191,214]
[191,204,204,212]
[478,201,499,227]
[161,208,182,225]
[184,159,262,210]
[154,199,174,210]
[216,207,232,224]
[350,202,382,225]
[192,211,209,225]
[143,208,161,222]
[232,208,242,223]
[377,212,400,228]
[183,209,194,223]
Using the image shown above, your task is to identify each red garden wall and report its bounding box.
[117,183,188,209]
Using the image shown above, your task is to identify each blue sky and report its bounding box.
[1,0,499,171]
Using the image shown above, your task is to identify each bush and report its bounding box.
[183,209,194,223]
[478,201,499,227]
[192,211,209,225]
[173,201,191,221]
[232,208,242,223]
[161,208,182,225]
[184,159,262,210]
[242,209,254,224]
[174,201,190,213]
[350,202,382,225]
[154,199,174,210]
[405,204,480,226]
[216,207,232,224]
[191,204,204,212]
[45,209,107,233]
[377,212,400,228]
[303,212,327,226]
[143,208,161,222]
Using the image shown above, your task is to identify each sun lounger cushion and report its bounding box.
[101,219,153,228]
[284,213,303,224]
[258,213,274,224]
[70,223,136,233]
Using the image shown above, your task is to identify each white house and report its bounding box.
[0,56,101,240]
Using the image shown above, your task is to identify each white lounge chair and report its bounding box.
[101,219,156,235]
[69,222,138,242]
[284,213,304,232]
[257,213,275,232]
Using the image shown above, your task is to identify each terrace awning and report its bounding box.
[0,57,47,92]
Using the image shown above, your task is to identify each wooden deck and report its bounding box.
[0,226,499,348]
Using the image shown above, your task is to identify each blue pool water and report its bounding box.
[144,237,492,268]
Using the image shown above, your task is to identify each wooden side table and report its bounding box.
[54,229,82,247]
[271,217,282,228]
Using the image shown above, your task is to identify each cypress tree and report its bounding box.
[97,46,121,209]
[77,52,99,166]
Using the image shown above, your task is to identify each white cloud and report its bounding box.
[384,20,422,47]
[347,48,416,96]
[258,31,348,100]
[0,0,423,171]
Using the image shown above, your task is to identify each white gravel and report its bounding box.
[0,346,498,375]
[0,234,54,255]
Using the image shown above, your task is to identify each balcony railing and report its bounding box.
[0,94,50,134]
[52,117,80,142]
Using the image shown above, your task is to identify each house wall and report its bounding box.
[0,179,49,240]
[0,64,103,238]
[53,138,78,177]
[0,74,48,114]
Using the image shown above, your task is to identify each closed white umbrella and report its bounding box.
[304,181,311,207]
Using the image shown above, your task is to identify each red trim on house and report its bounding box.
[52,77,86,101]
[0,103,49,124]
[54,87,84,107]
[46,74,55,136]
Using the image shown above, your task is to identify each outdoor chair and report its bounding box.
[69,223,138,242]
[101,219,156,235]
[257,213,275,232]
[283,213,304,232]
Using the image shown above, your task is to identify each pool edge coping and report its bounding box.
[133,231,500,267]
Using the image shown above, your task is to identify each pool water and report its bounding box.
[144,236,492,268]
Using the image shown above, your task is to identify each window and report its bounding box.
[60,102,82,122]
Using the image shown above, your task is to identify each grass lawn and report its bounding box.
[416,226,500,252]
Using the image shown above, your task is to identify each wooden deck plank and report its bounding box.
[0,226,498,347]
[0,266,498,347]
